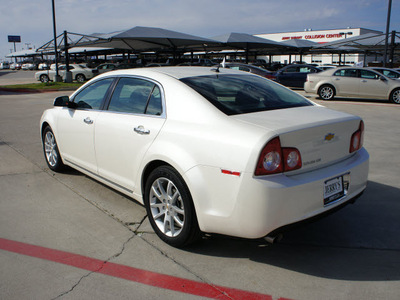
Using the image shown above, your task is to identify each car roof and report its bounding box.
[97,66,245,80]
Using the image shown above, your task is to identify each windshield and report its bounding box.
[180,74,312,115]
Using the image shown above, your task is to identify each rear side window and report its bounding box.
[107,77,162,115]
[180,74,312,115]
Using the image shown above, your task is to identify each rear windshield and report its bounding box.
[180,74,312,115]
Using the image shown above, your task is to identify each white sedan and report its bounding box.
[35,64,94,83]
[304,67,400,104]
[40,67,369,247]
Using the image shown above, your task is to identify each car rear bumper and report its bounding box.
[187,147,369,239]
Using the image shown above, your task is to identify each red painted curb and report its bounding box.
[0,238,291,300]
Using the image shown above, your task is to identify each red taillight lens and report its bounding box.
[255,137,302,176]
[255,137,283,175]
[349,120,365,153]
[282,148,302,171]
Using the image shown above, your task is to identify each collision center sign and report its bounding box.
[282,33,343,41]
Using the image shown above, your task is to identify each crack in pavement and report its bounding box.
[51,234,137,300]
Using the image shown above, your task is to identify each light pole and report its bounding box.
[339,31,353,65]
[383,0,392,67]
[52,0,61,82]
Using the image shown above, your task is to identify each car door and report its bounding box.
[56,78,114,173]
[358,69,389,99]
[297,66,317,88]
[95,77,166,193]
[331,68,360,96]
[277,66,298,87]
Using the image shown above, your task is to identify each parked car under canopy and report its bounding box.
[40,67,369,247]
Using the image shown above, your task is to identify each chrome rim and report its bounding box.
[149,177,185,237]
[44,131,58,167]
[320,87,333,99]
[393,90,400,104]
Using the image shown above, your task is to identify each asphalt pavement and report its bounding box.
[0,70,399,300]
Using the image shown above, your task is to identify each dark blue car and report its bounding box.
[275,64,322,88]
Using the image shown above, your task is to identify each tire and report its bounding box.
[42,126,65,172]
[390,88,400,104]
[318,85,335,100]
[40,74,50,83]
[76,74,86,83]
[144,166,201,247]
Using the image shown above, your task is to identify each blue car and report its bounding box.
[275,64,322,88]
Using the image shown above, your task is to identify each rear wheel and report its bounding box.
[318,85,335,100]
[144,166,201,247]
[76,74,86,83]
[390,88,400,104]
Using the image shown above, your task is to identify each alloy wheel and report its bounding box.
[149,177,185,237]
[44,131,58,167]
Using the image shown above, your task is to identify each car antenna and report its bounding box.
[211,57,225,73]
[211,65,220,73]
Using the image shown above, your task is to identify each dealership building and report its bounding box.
[255,28,383,66]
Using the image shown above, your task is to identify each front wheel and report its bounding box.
[40,74,50,83]
[318,85,335,100]
[390,88,400,104]
[144,166,201,247]
[42,126,65,172]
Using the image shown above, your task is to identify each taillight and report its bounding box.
[282,148,302,171]
[255,137,302,176]
[349,120,364,153]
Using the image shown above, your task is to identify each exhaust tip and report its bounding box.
[264,233,283,244]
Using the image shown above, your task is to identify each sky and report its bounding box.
[1,0,399,61]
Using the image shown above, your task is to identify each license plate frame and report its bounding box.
[324,175,344,206]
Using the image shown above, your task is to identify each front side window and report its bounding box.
[284,66,297,73]
[299,67,312,73]
[180,74,312,115]
[360,70,380,80]
[107,77,162,115]
[73,78,114,110]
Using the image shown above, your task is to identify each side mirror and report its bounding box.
[53,96,69,107]
[53,96,77,109]
[380,76,387,81]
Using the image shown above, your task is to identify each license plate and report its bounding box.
[324,176,344,205]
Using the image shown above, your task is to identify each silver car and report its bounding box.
[304,67,400,104]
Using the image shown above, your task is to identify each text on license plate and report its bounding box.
[324,176,344,205]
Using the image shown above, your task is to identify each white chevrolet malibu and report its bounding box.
[40,67,369,247]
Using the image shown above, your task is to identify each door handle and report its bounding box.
[134,126,150,135]
[83,117,93,124]
[361,80,367,83]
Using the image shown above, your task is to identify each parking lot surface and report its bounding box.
[0,71,399,300]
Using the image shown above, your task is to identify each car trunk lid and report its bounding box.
[232,106,362,173]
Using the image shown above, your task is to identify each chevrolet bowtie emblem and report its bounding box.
[324,133,335,141]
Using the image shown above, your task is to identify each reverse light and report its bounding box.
[255,137,302,176]
[349,120,365,153]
